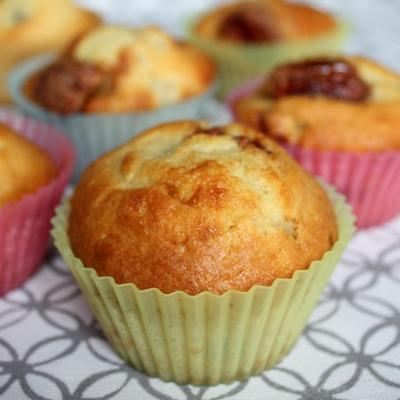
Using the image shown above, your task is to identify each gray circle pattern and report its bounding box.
[1,219,400,399]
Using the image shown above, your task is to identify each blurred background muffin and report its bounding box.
[195,0,336,43]
[230,56,400,227]
[0,0,99,103]
[188,0,347,97]
[10,25,216,177]
[25,25,215,114]
[232,56,400,151]
[0,122,56,206]
[0,111,74,296]
[53,120,353,384]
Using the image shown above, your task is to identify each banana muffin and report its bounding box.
[68,120,337,295]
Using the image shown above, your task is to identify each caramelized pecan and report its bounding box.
[235,136,274,154]
[33,59,108,114]
[218,5,279,43]
[263,59,370,102]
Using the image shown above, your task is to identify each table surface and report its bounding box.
[2,1,400,399]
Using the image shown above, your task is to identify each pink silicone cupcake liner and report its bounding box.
[0,109,74,296]
[228,80,400,229]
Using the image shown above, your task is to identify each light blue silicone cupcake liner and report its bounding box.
[9,54,217,180]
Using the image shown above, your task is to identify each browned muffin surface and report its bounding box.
[0,123,56,206]
[69,121,337,295]
[233,57,400,152]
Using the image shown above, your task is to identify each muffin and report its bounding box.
[52,121,354,384]
[10,26,216,177]
[230,56,400,227]
[0,0,99,102]
[27,25,215,114]
[189,0,347,97]
[0,111,74,296]
[0,123,56,206]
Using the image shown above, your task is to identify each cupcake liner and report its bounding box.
[51,186,354,385]
[0,110,74,296]
[9,54,217,180]
[284,146,400,229]
[228,79,400,229]
[188,18,348,97]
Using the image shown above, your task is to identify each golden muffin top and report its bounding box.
[233,56,400,152]
[69,120,337,295]
[195,0,337,44]
[0,122,56,206]
[28,25,216,114]
[0,0,99,102]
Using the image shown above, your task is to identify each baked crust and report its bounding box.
[0,122,56,206]
[69,121,337,295]
[233,56,400,152]
[195,0,337,43]
[0,0,99,102]
[28,26,216,113]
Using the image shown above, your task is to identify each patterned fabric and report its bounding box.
[1,1,400,399]
[1,219,400,399]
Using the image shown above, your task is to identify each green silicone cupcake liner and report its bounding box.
[9,54,217,180]
[188,19,349,97]
[51,185,354,385]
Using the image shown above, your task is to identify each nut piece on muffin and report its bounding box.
[0,0,99,103]
[195,0,338,44]
[0,122,56,206]
[232,56,400,152]
[69,120,337,295]
[26,25,216,114]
